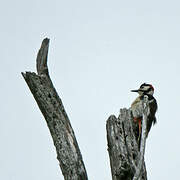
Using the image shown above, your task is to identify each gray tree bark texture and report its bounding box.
[106,108,148,180]
[22,38,88,180]
[22,38,149,180]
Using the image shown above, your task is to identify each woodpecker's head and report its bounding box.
[131,83,154,96]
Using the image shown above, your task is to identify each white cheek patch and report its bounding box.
[142,86,154,95]
[143,86,149,91]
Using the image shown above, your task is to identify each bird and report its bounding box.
[130,83,158,138]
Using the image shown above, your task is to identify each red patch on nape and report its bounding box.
[150,84,154,91]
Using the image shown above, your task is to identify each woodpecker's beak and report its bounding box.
[131,89,139,92]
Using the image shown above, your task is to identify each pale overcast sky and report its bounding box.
[1,0,180,179]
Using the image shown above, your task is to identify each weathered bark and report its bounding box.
[133,97,149,180]
[22,38,149,180]
[106,108,147,180]
[22,38,88,180]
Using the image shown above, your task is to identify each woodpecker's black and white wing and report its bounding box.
[147,96,158,135]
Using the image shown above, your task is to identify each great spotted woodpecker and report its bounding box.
[131,83,157,137]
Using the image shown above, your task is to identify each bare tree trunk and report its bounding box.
[22,38,149,180]
[106,108,148,180]
[22,38,88,180]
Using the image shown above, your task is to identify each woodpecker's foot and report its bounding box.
[133,117,138,122]
[133,117,142,124]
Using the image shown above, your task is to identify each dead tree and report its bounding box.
[22,38,148,180]
[106,100,149,180]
